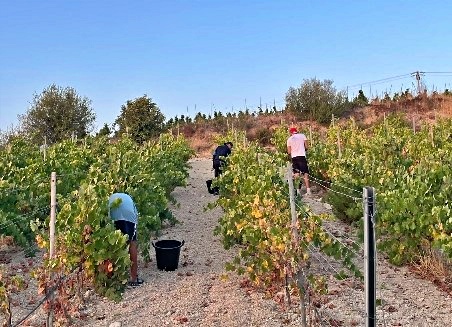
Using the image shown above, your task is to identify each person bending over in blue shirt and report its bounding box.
[109,193,143,287]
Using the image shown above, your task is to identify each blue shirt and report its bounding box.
[108,193,138,224]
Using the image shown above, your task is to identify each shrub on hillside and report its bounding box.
[254,128,272,146]
[285,78,351,124]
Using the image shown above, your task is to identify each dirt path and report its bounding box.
[84,158,294,327]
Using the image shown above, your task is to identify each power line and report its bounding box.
[346,71,452,94]
[346,73,412,89]
[422,71,452,74]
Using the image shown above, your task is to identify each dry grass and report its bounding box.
[347,94,452,128]
[411,247,452,295]
[0,235,14,247]
[189,135,217,158]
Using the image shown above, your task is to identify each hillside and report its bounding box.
[177,94,452,156]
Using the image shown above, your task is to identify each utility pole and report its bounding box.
[415,71,421,94]
[411,71,425,95]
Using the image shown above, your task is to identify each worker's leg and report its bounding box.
[129,240,138,282]
[304,173,311,195]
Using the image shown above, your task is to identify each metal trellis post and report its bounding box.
[364,187,376,327]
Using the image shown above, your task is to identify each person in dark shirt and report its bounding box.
[206,142,233,195]
[212,142,233,177]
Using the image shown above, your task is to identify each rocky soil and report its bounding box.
[4,158,451,327]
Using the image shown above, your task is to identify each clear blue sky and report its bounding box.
[1,0,451,132]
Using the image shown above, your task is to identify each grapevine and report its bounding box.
[1,133,194,324]
[210,132,362,298]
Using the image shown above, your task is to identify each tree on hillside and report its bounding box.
[19,84,96,144]
[97,123,112,137]
[115,95,165,143]
[352,89,369,107]
[165,118,175,128]
[194,112,206,123]
[285,78,350,123]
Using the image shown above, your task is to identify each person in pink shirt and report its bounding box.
[287,127,311,196]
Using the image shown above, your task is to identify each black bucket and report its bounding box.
[152,240,185,271]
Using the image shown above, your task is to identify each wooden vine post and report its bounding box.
[47,172,57,327]
[287,163,307,327]
[430,124,434,147]
[309,125,313,146]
